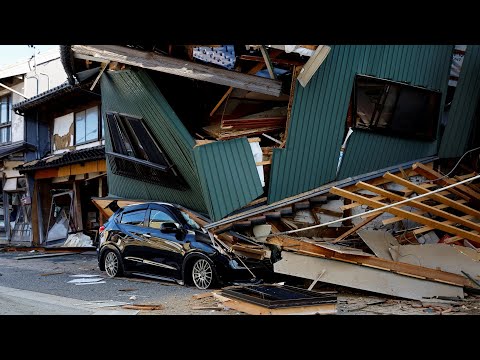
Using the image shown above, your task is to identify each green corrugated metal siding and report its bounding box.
[193,138,263,221]
[268,45,453,203]
[439,45,480,158]
[101,69,208,213]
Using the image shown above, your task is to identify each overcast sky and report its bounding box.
[0,45,58,67]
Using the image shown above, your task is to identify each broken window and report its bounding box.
[75,105,102,144]
[105,111,188,190]
[0,94,11,144]
[353,75,441,141]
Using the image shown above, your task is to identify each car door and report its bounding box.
[141,204,186,279]
[116,205,149,272]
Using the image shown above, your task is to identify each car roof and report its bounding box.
[121,202,178,210]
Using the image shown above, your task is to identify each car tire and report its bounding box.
[103,248,124,278]
[191,257,216,290]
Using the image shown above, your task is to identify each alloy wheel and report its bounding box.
[192,259,213,289]
[105,251,119,277]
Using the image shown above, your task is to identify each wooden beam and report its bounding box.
[412,163,480,201]
[90,61,110,91]
[297,45,331,87]
[381,199,468,225]
[209,49,284,117]
[255,160,271,166]
[330,187,480,244]
[356,181,480,233]
[331,214,381,243]
[72,45,282,96]
[268,235,471,287]
[384,172,480,219]
[239,55,305,66]
[341,196,385,210]
[73,181,83,231]
[413,215,474,235]
[259,46,276,80]
[281,65,302,148]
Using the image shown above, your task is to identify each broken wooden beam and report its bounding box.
[383,172,480,219]
[412,163,480,201]
[356,182,480,233]
[331,214,381,243]
[330,187,480,244]
[72,45,283,96]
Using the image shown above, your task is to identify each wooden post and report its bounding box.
[73,181,83,231]
[98,177,104,226]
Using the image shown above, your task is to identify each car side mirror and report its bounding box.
[160,222,180,233]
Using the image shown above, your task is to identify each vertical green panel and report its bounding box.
[268,45,453,203]
[193,138,263,221]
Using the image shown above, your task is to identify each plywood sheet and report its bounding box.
[390,244,480,278]
[358,230,400,260]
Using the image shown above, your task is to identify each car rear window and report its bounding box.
[120,210,146,226]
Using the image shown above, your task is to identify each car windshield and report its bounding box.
[180,211,201,230]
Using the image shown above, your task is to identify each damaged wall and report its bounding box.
[439,45,480,158]
[52,113,74,153]
[193,138,263,221]
[100,69,208,213]
[268,45,453,203]
[11,82,25,143]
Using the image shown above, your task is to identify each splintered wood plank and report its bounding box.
[384,172,480,219]
[356,182,480,233]
[268,235,470,287]
[330,187,480,244]
[281,65,302,147]
[412,163,480,201]
[274,251,464,300]
[72,45,282,96]
[331,214,381,243]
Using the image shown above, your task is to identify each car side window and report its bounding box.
[120,210,146,226]
[149,209,176,229]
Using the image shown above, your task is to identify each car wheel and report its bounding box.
[104,249,124,278]
[192,258,215,289]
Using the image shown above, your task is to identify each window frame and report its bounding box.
[104,111,188,190]
[119,209,148,227]
[352,74,441,141]
[74,105,103,145]
[146,205,179,230]
[0,94,12,144]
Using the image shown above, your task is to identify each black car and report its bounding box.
[97,202,273,289]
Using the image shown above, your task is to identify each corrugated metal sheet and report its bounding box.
[268,45,453,203]
[101,69,208,213]
[439,45,480,158]
[193,138,263,221]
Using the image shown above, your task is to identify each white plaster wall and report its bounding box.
[11,82,25,142]
[52,113,74,153]
[24,58,67,97]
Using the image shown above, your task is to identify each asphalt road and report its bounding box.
[0,250,218,315]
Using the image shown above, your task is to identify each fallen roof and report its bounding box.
[0,141,36,159]
[15,145,105,172]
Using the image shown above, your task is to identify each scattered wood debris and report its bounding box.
[122,304,165,311]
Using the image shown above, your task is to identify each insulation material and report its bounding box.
[250,141,265,187]
[193,45,236,70]
[64,232,93,247]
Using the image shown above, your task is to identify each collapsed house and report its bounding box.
[18,44,480,301]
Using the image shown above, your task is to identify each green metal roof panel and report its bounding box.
[193,138,263,221]
[268,45,452,203]
[100,69,208,213]
[439,45,480,158]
